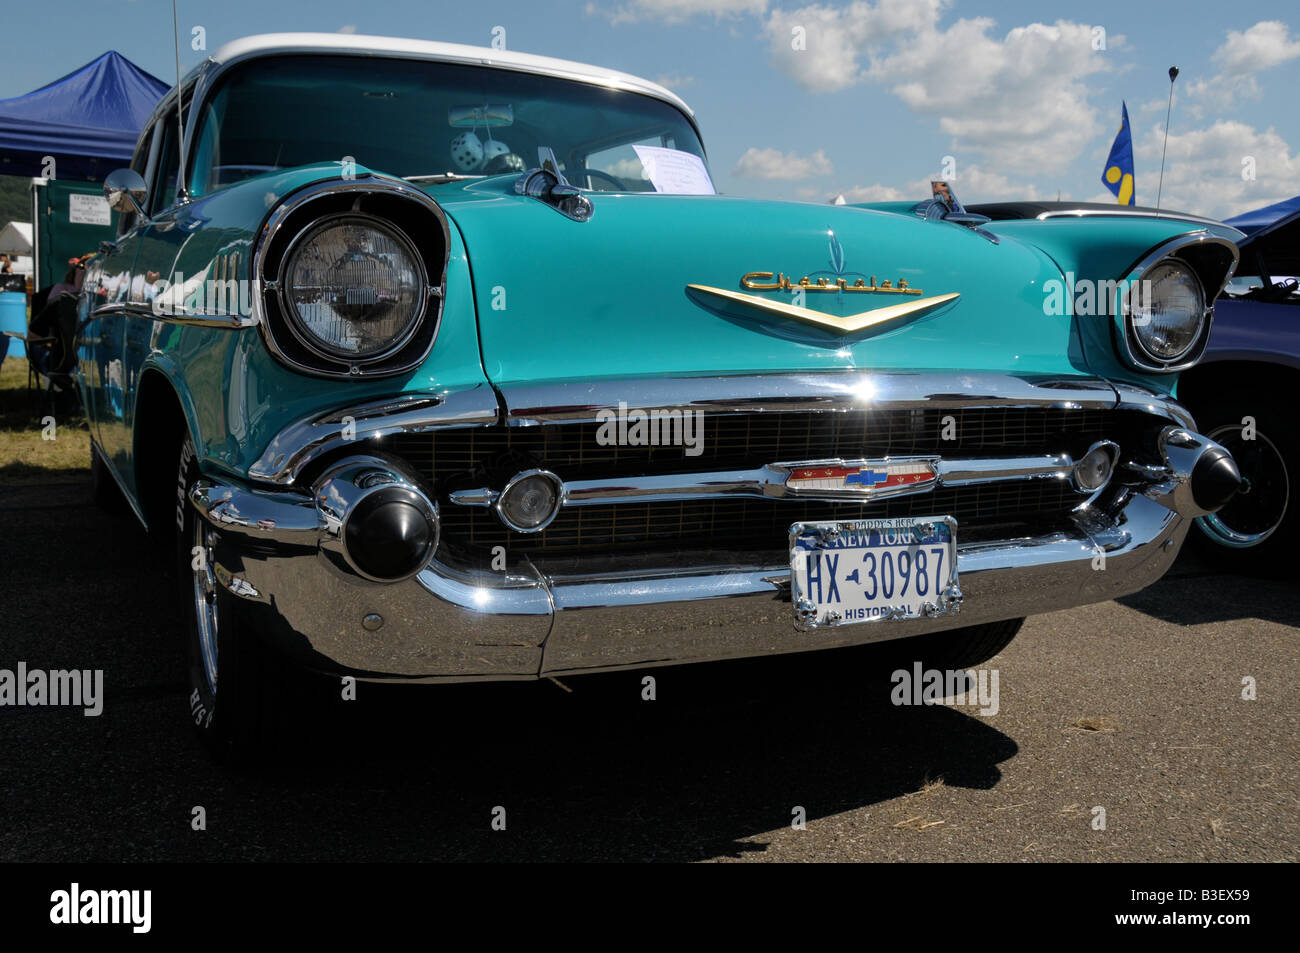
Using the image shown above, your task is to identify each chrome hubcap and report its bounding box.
[191,520,219,694]
[1195,424,1289,548]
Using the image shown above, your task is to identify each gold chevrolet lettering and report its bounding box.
[740,271,922,294]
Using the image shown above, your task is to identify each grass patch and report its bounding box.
[0,354,89,484]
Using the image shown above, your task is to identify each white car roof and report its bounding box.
[203,32,694,118]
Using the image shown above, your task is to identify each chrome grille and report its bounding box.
[439,480,1080,554]
[385,407,1136,482]
[376,406,1144,556]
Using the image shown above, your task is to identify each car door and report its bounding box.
[99,106,187,498]
[80,127,157,452]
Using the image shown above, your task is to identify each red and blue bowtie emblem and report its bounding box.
[785,461,936,495]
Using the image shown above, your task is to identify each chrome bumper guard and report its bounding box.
[189,374,1223,681]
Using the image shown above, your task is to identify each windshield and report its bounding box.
[186,54,710,198]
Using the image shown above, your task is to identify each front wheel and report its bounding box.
[176,433,290,761]
[1190,401,1296,576]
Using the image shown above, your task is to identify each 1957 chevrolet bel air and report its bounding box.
[80,33,1244,756]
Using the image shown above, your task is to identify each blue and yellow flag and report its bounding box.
[1102,102,1135,205]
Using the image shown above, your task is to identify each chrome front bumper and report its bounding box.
[191,382,1233,683]
[192,477,1189,681]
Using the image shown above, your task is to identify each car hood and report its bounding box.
[430,178,1082,386]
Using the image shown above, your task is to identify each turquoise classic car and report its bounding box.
[81,33,1244,757]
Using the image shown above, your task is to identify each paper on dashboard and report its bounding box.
[632,145,715,195]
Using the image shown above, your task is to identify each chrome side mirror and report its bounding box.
[103,168,149,217]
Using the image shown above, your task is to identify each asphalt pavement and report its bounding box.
[1,477,1296,862]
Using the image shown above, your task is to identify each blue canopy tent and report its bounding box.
[1225,195,1300,239]
[0,51,169,180]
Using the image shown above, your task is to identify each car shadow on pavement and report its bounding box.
[1117,550,1299,628]
[289,652,1017,861]
[1,477,1018,862]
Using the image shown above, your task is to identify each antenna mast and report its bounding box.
[1155,66,1179,214]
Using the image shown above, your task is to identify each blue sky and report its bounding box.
[3,0,1299,218]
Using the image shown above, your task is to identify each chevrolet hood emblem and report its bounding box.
[687,284,960,334]
[689,229,959,335]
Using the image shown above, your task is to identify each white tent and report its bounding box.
[0,222,33,275]
[0,221,33,255]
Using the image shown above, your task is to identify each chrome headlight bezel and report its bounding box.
[276,213,429,366]
[1126,258,1207,368]
[253,176,450,380]
[1114,234,1239,374]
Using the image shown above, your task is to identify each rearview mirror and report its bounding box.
[104,168,149,217]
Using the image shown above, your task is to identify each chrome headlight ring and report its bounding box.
[276,212,429,366]
[1114,233,1238,374]
[253,175,450,380]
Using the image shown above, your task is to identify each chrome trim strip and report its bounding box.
[1111,381,1196,430]
[500,372,1124,426]
[936,454,1073,487]
[457,453,1080,509]
[190,479,321,543]
[1035,208,1233,231]
[248,387,500,485]
[95,301,256,329]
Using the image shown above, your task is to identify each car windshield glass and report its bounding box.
[187,54,708,197]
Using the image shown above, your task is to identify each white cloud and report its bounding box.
[1213,21,1300,76]
[762,5,1113,174]
[946,165,1043,201]
[834,183,907,202]
[828,164,1041,205]
[337,24,358,34]
[872,20,1112,174]
[733,146,833,179]
[1177,22,1300,115]
[765,0,945,93]
[591,0,767,24]
[1134,119,1300,219]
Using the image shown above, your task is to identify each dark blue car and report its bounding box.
[1177,195,1300,574]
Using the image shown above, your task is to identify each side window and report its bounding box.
[117,126,154,235]
[152,113,181,214]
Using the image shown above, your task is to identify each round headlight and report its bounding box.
[282,216,426,361]
[1129,259,1206,364]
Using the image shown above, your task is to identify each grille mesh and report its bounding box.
[439,481,1080,554]
[378,407,1142,556]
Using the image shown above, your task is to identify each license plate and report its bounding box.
[789,517,960,630]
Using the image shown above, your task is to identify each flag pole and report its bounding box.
[1155,66,1179,214]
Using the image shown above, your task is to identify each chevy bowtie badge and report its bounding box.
[783,459,939,498]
